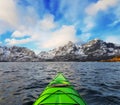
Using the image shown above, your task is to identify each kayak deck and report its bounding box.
[33,73,87,105]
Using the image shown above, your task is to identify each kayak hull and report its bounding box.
[33,73,86,105]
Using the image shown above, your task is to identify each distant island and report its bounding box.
[0,39,120,62]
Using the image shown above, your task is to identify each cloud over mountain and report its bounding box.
[0,0,120,53]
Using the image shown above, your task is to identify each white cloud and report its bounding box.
[0,0,18,27]
[41,25,76,49]
[0,0,94,52]
[85,0,118,16]
[79,33,92,42]
[0,0,90,51]
[6,24,77,49]
[59,0,89,23]
[0,0,39,34]
[109,5,120,27]
[0,21,12,34]
[0,41,2,45]
[4,13,56,46]
[81,16,95,41]
[105,36,120,44]
[5,11,77,50]
[83,17,95,32]
[59,0,81,22]
[5,38,32,46]
[38,14,56,31]
[12,30,30,38]
[109,19,120,27]
[83,0,119,40]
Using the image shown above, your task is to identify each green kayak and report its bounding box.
[33,73,87,105]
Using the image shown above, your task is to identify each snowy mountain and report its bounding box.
[82,39,120,61]
[0,46,39,62]
[38,39,120,61]
[38,41,86,61]
[0,39,120,62]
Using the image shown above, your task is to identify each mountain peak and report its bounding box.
[59,41,76,49]
[92,38,103,42]
[66,41,74,46]
[94,38,100,41]
[68,41,74,44]
[86,39,104,46]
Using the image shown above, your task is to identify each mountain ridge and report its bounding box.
[38,39,120,61]
[0,39,120,62]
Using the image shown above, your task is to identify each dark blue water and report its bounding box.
[0,62,120,105]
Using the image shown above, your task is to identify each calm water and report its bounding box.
[0,62,120,105]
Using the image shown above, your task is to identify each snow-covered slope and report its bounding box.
[38,41,87,61]
[38,39,120,61]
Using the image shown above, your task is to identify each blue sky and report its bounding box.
[0,0,120,53]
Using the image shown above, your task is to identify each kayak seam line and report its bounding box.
[40,92,80,98]
[40,86,74,95]
[39,90,82,104]
[40,87,79,97]
[56,90,81,105]
[38,90,63,104]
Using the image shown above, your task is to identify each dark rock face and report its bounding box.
[82,39,120,61]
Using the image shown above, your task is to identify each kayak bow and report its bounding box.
[33,73,87,105]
